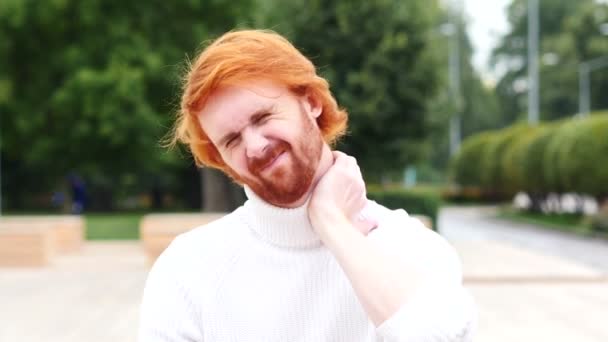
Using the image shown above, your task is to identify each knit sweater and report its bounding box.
[138,186,476,341]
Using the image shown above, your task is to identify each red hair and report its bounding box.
[171,29,348,173]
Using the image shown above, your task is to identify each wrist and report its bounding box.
[310,209,361,245]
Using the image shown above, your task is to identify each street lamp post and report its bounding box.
[578,55,608,117]
[527,0,540,124]
[448,0,462,156]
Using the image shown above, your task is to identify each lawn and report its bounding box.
[85,213,143,240]
[497,207,593,236]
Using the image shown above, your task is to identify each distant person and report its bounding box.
[139,30,476,341]
[68,174,87,214]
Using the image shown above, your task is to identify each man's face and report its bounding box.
[198,81,324,207]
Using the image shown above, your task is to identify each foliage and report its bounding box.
[449,114,607,202]
[427,12,502,174]
[560,115,608,197]
[479,124,531,195]
[0,0,252,210]
[367,186,441,231]
[542,118,585,192]
[501,125,542,194]
[449,131,494,187]
[255,0,444,182]
[491,0,608,121]
[520,124,559,195]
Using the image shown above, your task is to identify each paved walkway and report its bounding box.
[1,207,607,341]
[0,242,147,342]
[443,206,608,342]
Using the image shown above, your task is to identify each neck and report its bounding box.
[281,143,333,209]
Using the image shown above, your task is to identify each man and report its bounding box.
[139,29,476,341]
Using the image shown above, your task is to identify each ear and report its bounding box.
[300,93,322,119]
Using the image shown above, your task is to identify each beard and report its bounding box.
[241,113,323,207]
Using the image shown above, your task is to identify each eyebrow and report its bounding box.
[218,105,275,147]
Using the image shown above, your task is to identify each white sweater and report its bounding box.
[138,187,476,341]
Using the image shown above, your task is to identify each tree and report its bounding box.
[254,0,444,182]
[0,0,251,210]
[428,9,501,175]
[490,0,608,122]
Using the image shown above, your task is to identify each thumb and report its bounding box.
[354,216,378,236]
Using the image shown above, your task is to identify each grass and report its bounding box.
[85,213,144,240]
[497,206,593,236]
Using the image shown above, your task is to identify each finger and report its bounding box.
[363,218,379,233]
[332,150,347,159]
[354,217,378,236]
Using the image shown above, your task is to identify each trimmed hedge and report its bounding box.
[480,124,532,196]
[449,132,494,187]
[367,187,441,231]
[448,113,608,203]
[521,124,558,195]
[561,115,608,197]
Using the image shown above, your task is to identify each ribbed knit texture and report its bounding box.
[138,186,476,341]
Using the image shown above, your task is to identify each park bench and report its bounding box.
[0,222,55,267]
[0,216,85,267]
[140,213,226,265]
[2,216,85,253]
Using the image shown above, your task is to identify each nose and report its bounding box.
[242,128,269,159]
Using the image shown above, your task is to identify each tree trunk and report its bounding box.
[200,168,244,212]
[529,193,545,213]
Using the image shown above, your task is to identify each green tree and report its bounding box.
[255,0,444,182]
[429,10,501,175]
[0,0,251,210]
[491,0,608,122]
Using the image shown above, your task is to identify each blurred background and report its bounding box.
[0,0,607,341]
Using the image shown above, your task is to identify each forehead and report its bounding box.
[198,81,288,140]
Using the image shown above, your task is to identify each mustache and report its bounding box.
[247,141,290,175]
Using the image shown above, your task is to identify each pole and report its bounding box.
[527,0,539,124]
[449,0,462,156]
[578,55,608,117]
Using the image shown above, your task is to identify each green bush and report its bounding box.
[501,125,541,195]
[480,124,531,196]
[561,115,608,198]
[447,112,606,204]
[449,131,495,187]
[367,187,441,231]
[543,118,584,193]
[521,124,559,195]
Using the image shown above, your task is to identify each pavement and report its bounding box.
[0,206,607,341]
[442,206,608,342]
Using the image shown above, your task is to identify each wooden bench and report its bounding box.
[0,222,55,267]
[1,216,85,253]
[140,213,226,265]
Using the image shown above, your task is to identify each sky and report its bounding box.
[462,0,511,85]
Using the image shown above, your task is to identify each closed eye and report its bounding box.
[252,113,271,125]
[225,134,240,148]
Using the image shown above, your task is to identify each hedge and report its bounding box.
[561,115,608,197]
[448,113,608,203]
[367,187,441,231]
[449,131,494,187]
[480,124,532,196]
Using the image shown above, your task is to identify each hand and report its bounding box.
[308,151,378,238]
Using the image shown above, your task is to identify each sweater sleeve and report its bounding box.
[370,209,477,342]
[138,236,203,342]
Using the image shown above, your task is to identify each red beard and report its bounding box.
[242,117,322,207]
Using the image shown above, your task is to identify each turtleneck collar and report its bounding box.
[241,186,322,249]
